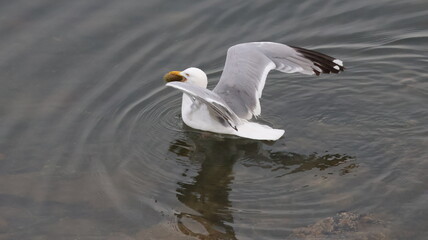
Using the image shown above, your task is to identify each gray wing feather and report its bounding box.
[166,81,241,130]
[213,42,344,120]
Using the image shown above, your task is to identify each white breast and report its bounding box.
[181,94,234,135]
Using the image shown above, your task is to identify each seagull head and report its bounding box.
[163,67,207,88]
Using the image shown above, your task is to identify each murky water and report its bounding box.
[1,0,427,239]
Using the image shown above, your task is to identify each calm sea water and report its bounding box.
[1,0,427,239]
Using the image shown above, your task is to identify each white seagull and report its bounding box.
[164,42,344,141]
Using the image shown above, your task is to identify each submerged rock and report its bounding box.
[289,212,390,240]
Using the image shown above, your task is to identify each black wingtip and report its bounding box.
[290,46,344,75]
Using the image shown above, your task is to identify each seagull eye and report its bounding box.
[185,73,190,77]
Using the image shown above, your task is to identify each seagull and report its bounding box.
[163,42,344,141]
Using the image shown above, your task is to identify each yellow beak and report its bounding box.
[163,71,185,82]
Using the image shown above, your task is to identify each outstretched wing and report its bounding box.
[213,42,344,120]
[166,81,241,131]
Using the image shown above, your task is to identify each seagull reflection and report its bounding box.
[168,131,356,240]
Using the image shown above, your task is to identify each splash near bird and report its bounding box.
[164,42,344,141]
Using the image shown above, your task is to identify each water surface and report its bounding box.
[1,0,428,239]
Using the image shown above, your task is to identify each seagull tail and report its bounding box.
[236,122,284,141]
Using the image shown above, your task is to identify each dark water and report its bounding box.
[1,0,427,239]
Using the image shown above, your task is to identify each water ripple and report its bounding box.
[1,0,428,239]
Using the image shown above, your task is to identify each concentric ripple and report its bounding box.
[1,0,428,239]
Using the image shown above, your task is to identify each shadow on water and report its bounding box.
[167,129,356,239]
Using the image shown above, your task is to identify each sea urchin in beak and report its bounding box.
[163,71,185,82]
